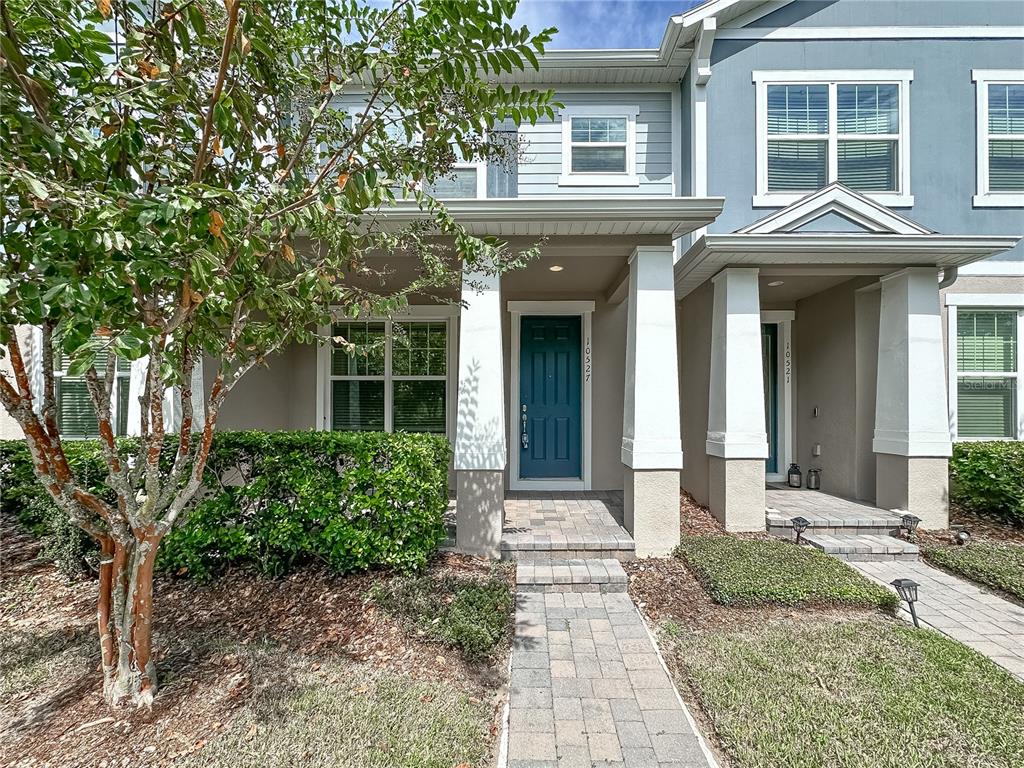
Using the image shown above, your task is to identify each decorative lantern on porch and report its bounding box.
[787,463,802,488]
[807,468,821,491]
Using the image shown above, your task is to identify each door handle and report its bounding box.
[521,405,528,450]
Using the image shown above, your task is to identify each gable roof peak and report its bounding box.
[737,183,934,235]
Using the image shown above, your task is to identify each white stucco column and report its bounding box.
[622,245,682,557]
[706,268,767,531]
[454,268,506,557]
[873,267,952,528]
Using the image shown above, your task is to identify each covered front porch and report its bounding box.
[676,185,1019,533]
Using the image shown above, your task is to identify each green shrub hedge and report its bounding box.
[0,431,451,579]
[949,441,1024,527]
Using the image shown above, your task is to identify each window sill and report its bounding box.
[973,194,1024,208]
[753,192,914,208]
[558,174,640,188]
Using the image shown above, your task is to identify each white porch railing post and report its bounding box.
[874,267,952,528]
[454,268,506,557]
[706,267,768,531]
[622,245,682,557]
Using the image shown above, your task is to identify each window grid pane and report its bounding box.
[570,117,627,143]
[392,322,447,377]
[837,140,898,191]
[957,311,1017,373]
[331,322,386,376]
[767,140,827,191]
[957,377,1015,438]
[837,84,899,134]
[423,168,478,199]
[767,84,828,134]
[988,84,1024,134]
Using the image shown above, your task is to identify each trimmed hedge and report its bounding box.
[0,431,451,579]
[950,441,1024,527]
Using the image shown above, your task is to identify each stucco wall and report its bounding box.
[793,277,876,499]
[678,281,714,505]
[0,326,32,440]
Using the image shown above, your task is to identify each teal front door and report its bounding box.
[761,323,779,474]
[519,316,582,479]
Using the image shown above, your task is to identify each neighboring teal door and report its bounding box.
[762,323,779,474]
[519,316,582,479]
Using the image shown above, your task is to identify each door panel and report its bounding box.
[762,323,779,474]
[519,316,582,479]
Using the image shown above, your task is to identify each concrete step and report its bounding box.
[516,558,629,593]
[803,533,919,562]
[500,530,636,562]
[766,510,902,538]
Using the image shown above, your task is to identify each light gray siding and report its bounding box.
[706,35,1024,261]
[753,0,1024,29]
[517,90,675,197]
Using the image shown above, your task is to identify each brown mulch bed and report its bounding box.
[0,514,509,768]
[915,503,1024,549]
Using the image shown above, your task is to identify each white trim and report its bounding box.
[693,18,716,86]
[947,305,958,438]
[761,310,795,482]
[317,310,457,435]
[753,70,913,207]
[972,70,1024,208]
[721,0,792,30]
[507,301,594,491]
[558,105,639,187]
[945,293,1024,307]
[721,27,1024,41]
[956,259,1024,277]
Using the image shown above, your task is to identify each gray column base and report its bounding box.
[875,454,949,529]
[623,467,681,558]
[708,457,766,532]
[455,470,505,558]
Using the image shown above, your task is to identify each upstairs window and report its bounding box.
[754,71,912,206]
[55,347,131,440]
[955,309,1020,439]
[973,71,1024,206]
[422,145,486,199]
[559,106,639,187]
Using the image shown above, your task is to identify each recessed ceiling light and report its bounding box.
[767,280,785,287]
[549,265,564,272]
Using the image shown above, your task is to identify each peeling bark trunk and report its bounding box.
[97,533,161,708]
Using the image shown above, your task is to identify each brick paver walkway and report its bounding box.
[852,559,1024,680]
[505,589,717,768]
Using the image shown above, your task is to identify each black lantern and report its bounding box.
[901,514,921,539]
[791,516,810,545]
[891,578,921,627]
[787,463,802,488]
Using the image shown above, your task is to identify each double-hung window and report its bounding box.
[55,347,131,439]
[954,309,1021,439]
[972,71,1024,206]
[754,71,912,206]
[325,316,452,435]
[559,106,639,186]
[422,144,487,199]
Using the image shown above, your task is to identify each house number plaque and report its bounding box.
[585,336,592,382]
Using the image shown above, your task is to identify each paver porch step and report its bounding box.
[766,509,902,537]
[803,533,919,562]
[500,530,636,562]
[516,558,628,593]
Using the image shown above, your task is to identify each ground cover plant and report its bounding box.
[0,519,507,767]
[0,0,555,707]
[662,617,1024,768]
[923,542,1024,602]
[370,569,515,662]
[675,535,898,611]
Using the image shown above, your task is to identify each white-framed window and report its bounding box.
[55,347,131,440]
[947,299,1023,441]
[753,70,913,207]
[558,106,639,187]
[318,309,457,435]
[972,70,1024,207]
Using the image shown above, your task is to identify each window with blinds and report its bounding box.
[55,347,132,440]
[956,310,1018,439]
[763,79,904,196]
[569,117,628,173]
[986,83,1024,193]
[329,319,448,434]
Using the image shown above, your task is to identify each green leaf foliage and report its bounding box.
[674,535,899,611]
[0,430,451,579]
[949,441,1024,527]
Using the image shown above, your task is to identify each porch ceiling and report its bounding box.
[377,197,724,238]
[674,232,1023,298]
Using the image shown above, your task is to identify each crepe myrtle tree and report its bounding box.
[0,0,555,707]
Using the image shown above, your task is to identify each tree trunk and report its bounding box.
[97,532,161,708]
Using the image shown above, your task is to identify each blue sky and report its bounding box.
[511,0,705,49]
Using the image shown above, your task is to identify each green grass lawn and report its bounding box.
[675,535,898,610]
[663,617,1024,768]
[923,542,1024,601]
